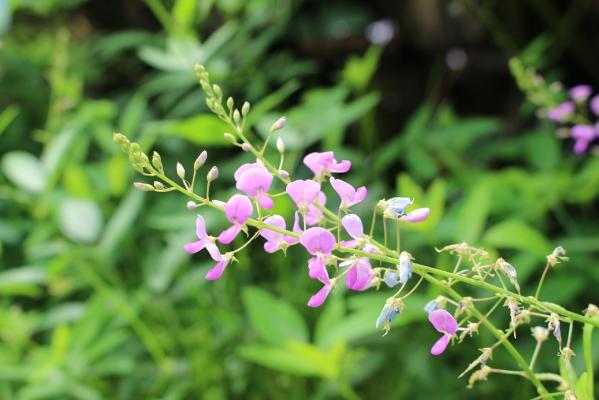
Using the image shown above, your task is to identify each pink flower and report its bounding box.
[571,124,597,154]
[330,177,367,209]
[340,213,363,247]
[305,192,326,226]
[260,214,300,253]
[591,95,599,116]
[402,208,430,223]
[569,85,592,102]
[547,102,574,122]
[344,258,373,291]
[429,309,458,356]
[218,194,253,244]
[303,151,351,179]
[286,179,321,209]
[235,163,274,209]
[300,227,336,307]
[205,254,232,281]
[184,215,222,261]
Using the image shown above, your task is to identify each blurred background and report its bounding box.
[1,0,599,399]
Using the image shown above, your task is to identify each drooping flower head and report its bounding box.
[429,309,458,355]
[303,151,351,180]
[340,213,364,247]
[218,194,253,244]
[344,257,374,291]
[383,270,400,288]
[330,177,367,209]
[546,101,575,122]
[569,84,592,102]
[376,298,404,334]
[184,215,222,261]
[570,124,597,154]
[235,163,274,209]
[286,179,321,210]
[398,251,413,284]
[260,214,300,253]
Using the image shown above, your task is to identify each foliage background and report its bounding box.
[1,0,599,398]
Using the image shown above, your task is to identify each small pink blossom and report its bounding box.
[307,283,332,307]
[340,213,364,247]
[303,151,351,179]
[205,254,232,281]
[286,179,321,209]
[429,309,458,356]
[218,194,253,244]
[260,214,300,253]
[342,257,373,291]
[402,208,430,223]
[569,85,592,102]
[235,163,274,209]
[547,102,574,122]
[301,227,336,307]
[184,215,222,261]
[571,124,597,154]
[330,177,367,209]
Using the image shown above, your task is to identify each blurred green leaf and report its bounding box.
[1,151,46,193]
[0,265,47,296]
[165,114,231,146]
[57,197,103,243]
[484,219,552,257]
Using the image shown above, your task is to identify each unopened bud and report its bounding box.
[134,182,154,191]
[270,116,287,132]
[531,326,549,342]
[224,133,236,143]
[207,166,219,182]
[152,151,163,172]
[176,162,186,180]
[226,97,234,111]
[153,181,165,190]
[585,304,599,318]
[241,143,252,152]
[212,84,222,100]
[187,201,198,210]
[242,101,250,116]
[112,132,131,151]
[194,151,207,170]
[233,109,241,125]
[276,137,285,153]
[279,169,289,179]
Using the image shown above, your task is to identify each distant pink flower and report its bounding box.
[571,124,597,154]
[547,102,574,122]
[340,213,363,247]
[184,215,222,261]
[569,85,592,102]
[402,208,430,223]
[260,214,300,253]
[286,179,321,209]
[330,177,367,209]
[301,227,336,307]
[429,309,458,356]
[591,95,599,116]
[218,194,253,244]
[205,254,232,281]
[235,163,274,209]
[305,192,326,226]
[304,151,351,179]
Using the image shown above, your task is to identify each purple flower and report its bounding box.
[330,177,367,209]
[184,215,222,261]
[286,179,321,210]
[305,192,326,226]
[205,254,232,281]
[303,151,351,179]
[344,258,374,291]
[307,283,332,308]
[429,309,458,356]
[260,214,299,253]
[235,163,274,209]
[218,194,253,244]
[547,102,574,122]
[569,85,592,102]
[571,124,597,154]
[591,95,599,116]
[301,227,336,307]
[340,213,364,247]
[402,208,430,223]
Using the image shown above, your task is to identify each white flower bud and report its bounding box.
[153,181,165,190]
[241,143,252,152]
[233,110,241,124]
[186,201,198,210]
[270,116,286,132]
[134,182,154,191]
[207,166,219,182]
[242,101,250,116]
[276,137,285,153]
[226,97,234,111]
[279,169,289,179]
[224,133,236,143]
[176,162,185,180]
[194,151,207,170]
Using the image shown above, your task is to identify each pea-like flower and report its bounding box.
[286,179,321,210]
[260,214,300,253]
[218,194,253,244]
[330,177,367,209]
[340,213,364,247]
[300,227,336,307]
[303,151,351,179]
[383,197,430,223]
[343,257,374,291]
[429,309,458,355]
[184,215,222,261]
[376,298,404,334]
[383,270,400,288]
[234,163,274,209]
[571,124,597,154]
[205,253,233,281]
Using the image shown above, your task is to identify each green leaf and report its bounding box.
[165,114,231,146]
[456,182,491,244]
[242,287,309,344]
[58,197,103,243]
[237,342,329,377]
[0,265,47,296]
[483,219,552,257]
[1,151,46,193]
[576,373,592,400]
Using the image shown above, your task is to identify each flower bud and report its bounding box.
[531,326,549,342]
[134,182,154,191]
[226,97,234,111]
[212,84,222,99]
[186,201,198,210]
[112,132,131,151]
[242,101,250,116]
[194,151,207,170]
[233,109,241,125]
[278,169,289,179]
[241,143,252,152]
[207,166,219,182]
[224,133,236,143]
[270,116,287,132]
[151,151,163,172]
[176,162,186,180]
[153,181,165,190]
[276,137,285,153]
[585,304,599,318]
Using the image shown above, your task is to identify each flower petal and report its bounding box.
[429,309,458,335]
[205,259,229,281]
[402,208,430,223]
[183,240,205,254]
[204,241,223,261]
[431,334,450,356]
[195,215,208,239]
[223,194,253,224]
[330,159,351,173]
[307,284,331,307]
[300,227,336,255]
[341,214,364,239]
[218,224,242,244]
